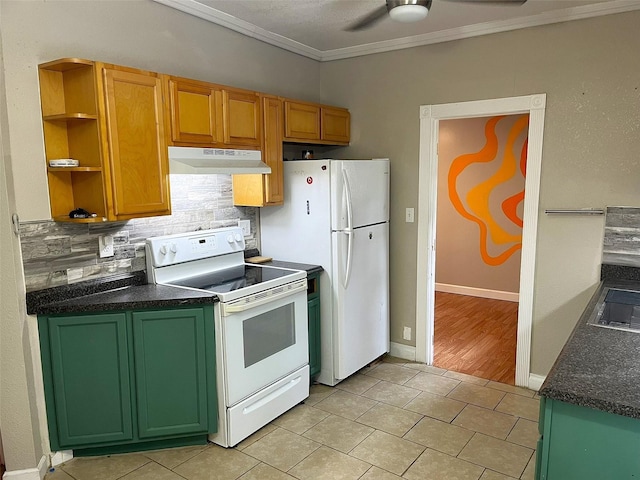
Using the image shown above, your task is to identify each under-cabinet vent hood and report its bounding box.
[168,146,271,174]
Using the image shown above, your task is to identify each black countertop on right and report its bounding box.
[539,271,640,420]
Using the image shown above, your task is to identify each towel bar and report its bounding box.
[544,209,605,215]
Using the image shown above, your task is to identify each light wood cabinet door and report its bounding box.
[263,96,284,205]
[284,101,320,141]
[168,78,222,145]
[222,89,261,147]
[321,106,350,143]
[101,66,171,219]
[232,96,284,207]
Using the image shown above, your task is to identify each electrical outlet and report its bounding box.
[98,234,114,258]
[405,207,415,223]
[238,220,251,236]
[403,326,412,341]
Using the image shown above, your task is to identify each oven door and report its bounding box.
[221,279,308,406]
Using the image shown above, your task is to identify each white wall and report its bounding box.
[0,3,46,469]
[319,11,640,374]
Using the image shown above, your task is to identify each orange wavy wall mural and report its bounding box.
[447,115,529,266]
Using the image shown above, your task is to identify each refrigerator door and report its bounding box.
[260,160,332,268]
[331,159,390,231]
[332,221,390,380]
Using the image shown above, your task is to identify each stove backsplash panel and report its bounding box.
[602,206,640,268]
[19,174,258,291]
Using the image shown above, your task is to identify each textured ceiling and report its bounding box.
[155,0,640,59]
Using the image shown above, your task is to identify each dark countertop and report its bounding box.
[539,276,640,419]
[27,257,323,316]
[27,271,218,316]
[263,260,323,276]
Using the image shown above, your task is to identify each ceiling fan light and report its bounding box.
[389,4,429,23]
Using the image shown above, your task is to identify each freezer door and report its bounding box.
[331,159,389,231]
[332,222,389,380]
[260,160,332,267]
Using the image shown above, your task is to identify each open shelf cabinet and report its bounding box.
[39,58,107,221]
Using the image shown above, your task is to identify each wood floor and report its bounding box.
[433,292,518,385]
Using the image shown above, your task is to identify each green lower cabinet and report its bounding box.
[133,309,209,439]
[307,272,321,381]
[42,313,134,449]
[536,397,640,480]
[307,296,321,379]
[38,305,217,454]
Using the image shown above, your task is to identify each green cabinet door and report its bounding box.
[44,313,133,449]
[308,296,321,379]
[132,308,209,439]
[537,398,640,480]
[307,272,321,381]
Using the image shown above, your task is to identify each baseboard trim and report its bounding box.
[50,451,72,468]
[3,455,48,480]
[528,373,546,392]
[436,283,519,302]
[389,342,416,361]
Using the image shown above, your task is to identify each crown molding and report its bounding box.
[152,0,323,61]
[321,0,640,61]
[153,0,640,62]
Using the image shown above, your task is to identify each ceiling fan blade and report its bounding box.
[345,4,389,32]
[441,0,527,4]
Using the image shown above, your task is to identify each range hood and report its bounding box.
[168,146,271,174]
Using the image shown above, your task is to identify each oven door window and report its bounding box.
[243,303,295,368]
[222,289,308,406]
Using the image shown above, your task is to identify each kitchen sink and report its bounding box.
[587,287,640,333]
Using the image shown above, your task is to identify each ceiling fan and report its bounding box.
[345,0,528,31]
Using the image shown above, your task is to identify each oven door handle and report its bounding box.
[221,281,307,316]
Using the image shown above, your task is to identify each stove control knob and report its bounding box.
[227,235,234,244]
[159,244,168,255]
[234,233,243,242]
[170,243,177,254]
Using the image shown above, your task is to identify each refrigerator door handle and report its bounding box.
[342,229,354,288]
[342,168,354,287]
[342,167,354,233]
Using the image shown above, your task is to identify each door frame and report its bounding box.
[415,94,546,388]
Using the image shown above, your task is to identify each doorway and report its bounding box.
[433,114,528,385]
[415,95,547,388]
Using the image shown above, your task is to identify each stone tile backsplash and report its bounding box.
[19,174,258,291]
[602,206,640,268]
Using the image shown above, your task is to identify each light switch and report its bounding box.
[405,208,415,223]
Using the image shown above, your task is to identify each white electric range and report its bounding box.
[146,227,309,447]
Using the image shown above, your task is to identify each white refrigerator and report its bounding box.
[260,159,390,386]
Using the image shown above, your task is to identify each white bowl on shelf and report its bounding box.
[49,158,80,167]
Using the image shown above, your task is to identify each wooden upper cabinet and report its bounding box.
[100,64,171,219]
[284,99,350,145]
[232,96,284,207]
[321,106,350,144]
[167,77,222,145]
[222,88,262,148]
[263,97,284,205]
[284,101,320,141]
[38,58,170,222]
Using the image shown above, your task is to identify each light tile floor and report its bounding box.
[45,357,539,480]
